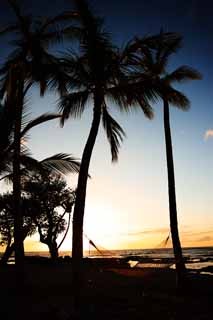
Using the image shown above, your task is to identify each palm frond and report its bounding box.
[107,79,156,119]
[59,90,89,126]
[165,87,190,110]
[40,153,81,175]
[159,38,182,65]
[1,153,81,182]
[139,32,182,49]
[21,113,61,138]
[59,52,91,89]
[164,66,202,84]
[102,106,126,162]
[155,30,182,65]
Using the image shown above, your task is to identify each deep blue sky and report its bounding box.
[0,0,212,250]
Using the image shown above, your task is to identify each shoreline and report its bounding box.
[3,252,213,275]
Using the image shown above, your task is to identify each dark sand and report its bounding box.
[0,259,212,320]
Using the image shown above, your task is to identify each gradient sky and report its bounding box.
[0,0,213,252]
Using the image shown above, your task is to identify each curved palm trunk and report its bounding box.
[163,99,186,288]
[72,110,101,262]
[13,76,25,268]
[72,107,101,260]
[71,94,102,309]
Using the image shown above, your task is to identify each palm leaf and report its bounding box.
[149,29,182,69]
[1,153,81,182]
[40,153,81,175]
[164,66,202,84]
[165,87,190,110]
[107,80,156,119]
[59,90,89,126]
[102,106,126,162]
[21,113,61,138]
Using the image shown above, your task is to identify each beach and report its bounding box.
[0,258,212,320]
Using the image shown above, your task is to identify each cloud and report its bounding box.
[197,236,213,242]
[126,227,169,237]
[181,229,213,244]
[204,130,213,140]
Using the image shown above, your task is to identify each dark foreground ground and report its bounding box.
[0,258,212,320]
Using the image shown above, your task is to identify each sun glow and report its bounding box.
[83,202,125,250]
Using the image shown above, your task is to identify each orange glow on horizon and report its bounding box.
[1,226,211,254]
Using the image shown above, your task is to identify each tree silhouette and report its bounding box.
[133,31,202,287]
[0,0,71,266]
[0,193,37,265]
[23,174,75,261]
[59,0,156,265]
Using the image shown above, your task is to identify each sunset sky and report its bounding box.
[0,0,212,252]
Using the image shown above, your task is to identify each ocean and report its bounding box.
[13,246,213,275]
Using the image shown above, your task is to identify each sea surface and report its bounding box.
[84,246,213,274]
[28,246,213,274]
[2,246,213,274]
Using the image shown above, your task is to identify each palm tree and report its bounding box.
[59,0,157,284]
[134,32,202,287]
[0,0,72,266]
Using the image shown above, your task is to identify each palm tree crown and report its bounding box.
[59,2,157,161]
[133,32,202,108]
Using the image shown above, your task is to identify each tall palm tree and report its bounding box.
[0,0,72,266]
[134,32,202,287]
[59,0,157,281]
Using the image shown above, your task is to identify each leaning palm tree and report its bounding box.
[134,32,202,287]
[59,0,157,278]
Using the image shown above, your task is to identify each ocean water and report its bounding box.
[2,246,213,274]
[84,246,213,274]
[83,246,213,260]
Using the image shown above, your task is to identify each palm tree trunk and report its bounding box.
[13,75,25,268]
[72,100,102,259]
[71,94,102,309]
[163,99,186,289]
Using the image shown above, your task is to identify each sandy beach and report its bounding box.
[0,259,212,320]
